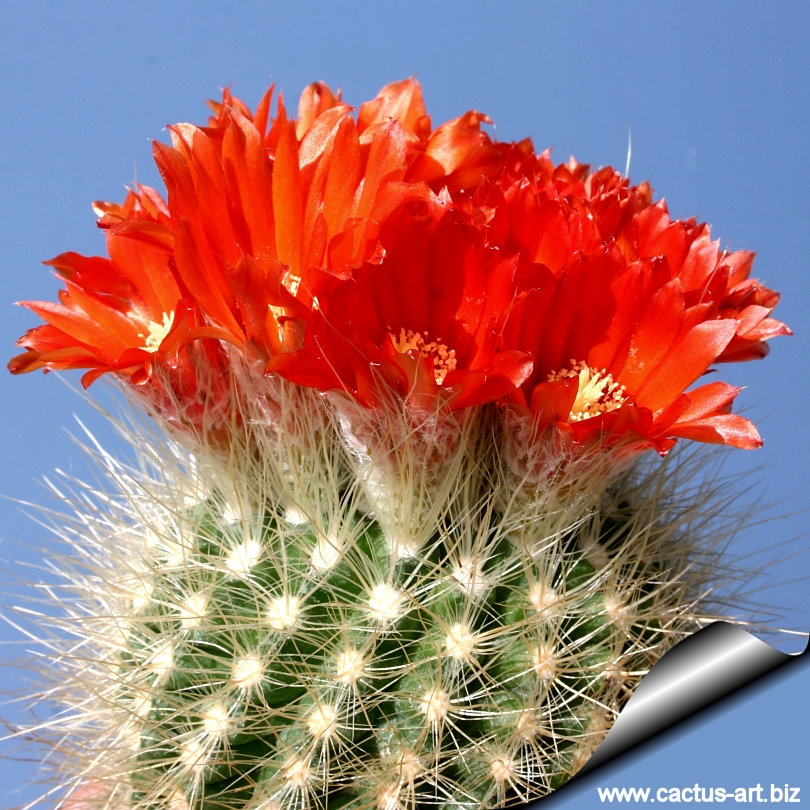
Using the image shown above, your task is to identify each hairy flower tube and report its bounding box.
[6,77,790,810]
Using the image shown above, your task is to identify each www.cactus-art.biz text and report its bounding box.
[597,783,801,802]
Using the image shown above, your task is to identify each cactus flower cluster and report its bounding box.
[8,78,788,810]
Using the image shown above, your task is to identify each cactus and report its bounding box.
[6,77,788,809]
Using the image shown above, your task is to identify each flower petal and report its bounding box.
[636,320,738,414]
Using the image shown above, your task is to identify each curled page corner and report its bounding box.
[577,622,807,776]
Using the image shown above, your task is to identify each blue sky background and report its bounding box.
[0,1,807,807]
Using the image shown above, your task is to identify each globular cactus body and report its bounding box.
[35,381,725,810]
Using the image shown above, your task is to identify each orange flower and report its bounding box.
[268,206,533,411]
[9,78,519,390]
[612,198,791,362]
[9,80,441,414]
[503,245,764,456]
[458,154,790,363]
[359,77,505,194]
[8,204,235,433]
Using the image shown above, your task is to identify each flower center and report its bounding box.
[547,360,627,422]
[142,311,175,352]
[388,328,457,385]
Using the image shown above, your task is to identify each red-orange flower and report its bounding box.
[503,245,763,455]
[150,84,440,356]
[9,80,441,416]
[457,155,790,364]
[268,206,533,410]
[612,198,790,362]
[7,191,237,433]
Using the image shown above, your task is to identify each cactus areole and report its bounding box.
[8,78,789,809]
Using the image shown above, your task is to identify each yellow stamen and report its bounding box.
[142,311,175,352]
[388,328,457,385]
[284,274,301,297]
[267,274,304,336]
[547,360,627,422]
